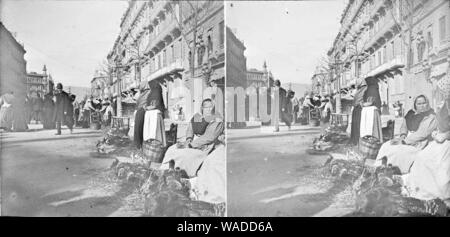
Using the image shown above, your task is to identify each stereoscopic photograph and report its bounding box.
[1,0,450,218]
[226,0,450,217]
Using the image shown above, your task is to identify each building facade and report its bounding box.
[0,22,27,97]
[325,0,450,114]
[246,62,275,89]
[91,75,110,99]
[226,27,247,88]
[26,65,50,97]
[107,0,224,120]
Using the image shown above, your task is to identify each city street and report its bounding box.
[227,125,354,217]
[0,125,138,217]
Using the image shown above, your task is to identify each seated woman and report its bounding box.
[401,94,450,201]
[374,95,437,173]
[160,98,224,177]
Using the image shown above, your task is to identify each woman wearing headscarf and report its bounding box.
[359,77,383,142]
[401,73,450,201]
[374,95,437,173]
[134,80,165,149]
[350,78,367,145]
[160,98,224,178]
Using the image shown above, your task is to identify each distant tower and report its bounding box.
[263,61,269,88]
[43,64,47,76]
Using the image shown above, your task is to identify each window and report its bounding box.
[383,46,387,63]
[163,50,167,67]
[171,45,175,62]
[427,29,433,51]
[158,54,161,69]
[219,21,224,46]
[377,51,381,66]
[439,16,447,42]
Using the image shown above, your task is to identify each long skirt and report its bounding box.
[403,140,450,200]
[350,105,362,145]
[0,106,13,130]
[360,106,383,143]
[134,108,146,149]
[374,142,421,174]
[191,144,226,203]
[143,110,166,147]
[160,145,208,178]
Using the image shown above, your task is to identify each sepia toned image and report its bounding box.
[226,0,450,217]
[1,0,225,217]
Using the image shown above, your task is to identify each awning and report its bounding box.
[430,62,449,80]
[146,60,184,82]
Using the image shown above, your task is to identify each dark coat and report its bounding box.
[53,91,72,122]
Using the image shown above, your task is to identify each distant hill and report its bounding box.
[282,83,311,98]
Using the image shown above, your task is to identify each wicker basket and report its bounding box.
[359,136,382,160]
[142,139,164,163]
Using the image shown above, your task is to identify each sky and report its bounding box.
[1,0,128,88]
[226,0,346,85]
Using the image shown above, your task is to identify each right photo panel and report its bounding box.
[226,0,450,217]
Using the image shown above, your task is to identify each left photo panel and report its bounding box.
[0,0,225,217]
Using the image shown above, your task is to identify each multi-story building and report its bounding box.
[26,65,50,97]
[107,0,224,120]
[246,62,275,88]
[311,66,331,96]
[226,27,247,88]
[326,0,449,114]
[0,22,27,97]
[91,75,110,99]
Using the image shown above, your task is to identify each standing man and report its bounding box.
[42,92,55,129]
[273,80,287,132]
[31,93,43,124]
[53,83,73,135]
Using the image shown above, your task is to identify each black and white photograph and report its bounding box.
[1,0,450,219]
[1,0,225,217]
[226,0,450,217]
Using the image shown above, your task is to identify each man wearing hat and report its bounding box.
[53,83,73,135]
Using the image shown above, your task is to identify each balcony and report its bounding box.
[144,19,179,55]
[363,55,405,79]
[364,14,397,51]
[147,59,184,81]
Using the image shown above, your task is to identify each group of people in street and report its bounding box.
[132,79,226,203]
[347,73,450,203]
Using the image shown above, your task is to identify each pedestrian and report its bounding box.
[31,93,43,124]
[42,92,55,129]
[360,77,383,143]
[273,80,287,132]
[53,83,72,135]
[73,101,80,127]
[320,97,333,132]
[65,94,76,131]
[134,80,165,149]
[350,78,367,145]
[0,91,15,131]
